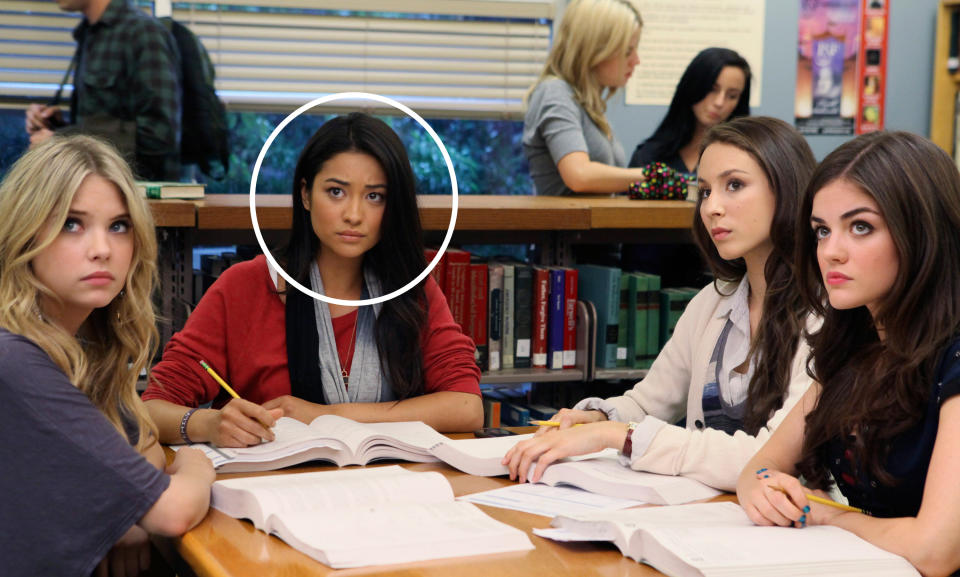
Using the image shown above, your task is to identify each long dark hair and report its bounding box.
[642,47,751,163]
[692,116,815,434]
[286,113,428,399]
[796,131,960,489]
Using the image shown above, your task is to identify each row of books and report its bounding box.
[428,248,578,372]
[429,250,702,374]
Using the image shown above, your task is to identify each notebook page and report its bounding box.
[273,501,534,568]
[211,466,452,531]
[647,525,919,575]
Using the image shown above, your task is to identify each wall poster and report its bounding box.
[796,0,889,135]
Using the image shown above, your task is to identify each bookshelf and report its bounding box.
[930,0,960,156]
[149,196,695,389]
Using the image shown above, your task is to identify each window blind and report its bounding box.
[0,0,555,118]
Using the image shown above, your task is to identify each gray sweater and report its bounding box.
[523,78,626,195]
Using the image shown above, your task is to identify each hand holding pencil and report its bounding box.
[197,360,283,448]
[739,466,864,530]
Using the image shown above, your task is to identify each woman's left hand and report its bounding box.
[263,395,326,423]
[501,420,629,483]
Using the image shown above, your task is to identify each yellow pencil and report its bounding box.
[199,360,241,399]
[529,420,583,428]
[770,485,868,515]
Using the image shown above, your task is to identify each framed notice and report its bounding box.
[625,0,765,107]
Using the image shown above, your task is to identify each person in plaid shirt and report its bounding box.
[26,0,182,181]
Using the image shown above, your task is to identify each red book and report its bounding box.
[467,262,489,370]
[442,249,471,331]
[563,267,578,368]
[424,247,446,290]
[441,248,470,298]
[531,266,550,368]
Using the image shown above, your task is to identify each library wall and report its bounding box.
[605,0,940,161]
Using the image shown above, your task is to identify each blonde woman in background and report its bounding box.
[523,0,650,195]
[0,135,214,577]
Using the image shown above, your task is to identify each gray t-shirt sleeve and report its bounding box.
[528,79,590,165]
[0,330,170,577]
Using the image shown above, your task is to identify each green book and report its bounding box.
[627,273,648,369]
[136,180,205,199]
[636,272,661,368]
[575,265,621,369]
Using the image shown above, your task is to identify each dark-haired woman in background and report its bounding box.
[144,113,483,446]
[630,47,751,176]
[624,47,751,286]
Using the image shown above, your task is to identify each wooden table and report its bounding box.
[173,433,686,577]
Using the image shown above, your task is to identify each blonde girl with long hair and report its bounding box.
[0,135,214,577]
[523,0,650,195]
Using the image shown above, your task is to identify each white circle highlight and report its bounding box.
[249,92,459,307]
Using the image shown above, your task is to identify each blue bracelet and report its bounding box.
[179,407,199,444]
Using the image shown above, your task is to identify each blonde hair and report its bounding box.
[0,135,159,451]
[530,0,642,137]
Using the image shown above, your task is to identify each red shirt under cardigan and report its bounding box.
[144,255,481,408]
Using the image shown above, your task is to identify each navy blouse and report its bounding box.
[824,337,960,518]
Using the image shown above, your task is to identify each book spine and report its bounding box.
[447,261,469,334]
[513,265,533,369]
[501,403,530,427]
[501,264,515,369]
[563,268,578,368]
[632,273,645,368]
[425,248,446,290]
[487,264,503,372]
[548,268,565,370]
[603,267,621,369]
[646,273,661,360]
[532,267,550,368]
[482,396,501,427]
[441,249,471,300]
[468,262,489,370]
[617,274,629,367]
[627,273,640,369]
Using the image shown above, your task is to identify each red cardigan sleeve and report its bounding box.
[420,277,482,396]
[143,256,291,407]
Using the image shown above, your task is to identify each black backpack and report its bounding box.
[160,17,230,180]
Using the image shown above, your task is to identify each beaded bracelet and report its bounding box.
[179,407,199,445]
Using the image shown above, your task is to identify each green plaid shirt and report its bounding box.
[69,0,181,180]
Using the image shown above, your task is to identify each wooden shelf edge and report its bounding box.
[480,368,584,384]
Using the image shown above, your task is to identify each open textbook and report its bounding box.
[212,465,533,568]
[190,415,537,473]
[534,501,919,577]
[190,417,717,504]
[520,450,721,505]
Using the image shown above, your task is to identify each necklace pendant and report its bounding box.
[341,368,349,387]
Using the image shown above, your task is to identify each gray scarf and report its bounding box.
[309,261,395,404]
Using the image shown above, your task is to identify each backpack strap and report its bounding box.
[50,50,79,107]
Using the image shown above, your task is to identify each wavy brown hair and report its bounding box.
[692,116,816,434]
[0,135,159,450]
[796,131,960,489]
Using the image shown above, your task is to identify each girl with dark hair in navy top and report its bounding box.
[738,131,960,577]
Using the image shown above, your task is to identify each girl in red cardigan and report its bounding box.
[144,113,483,446]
